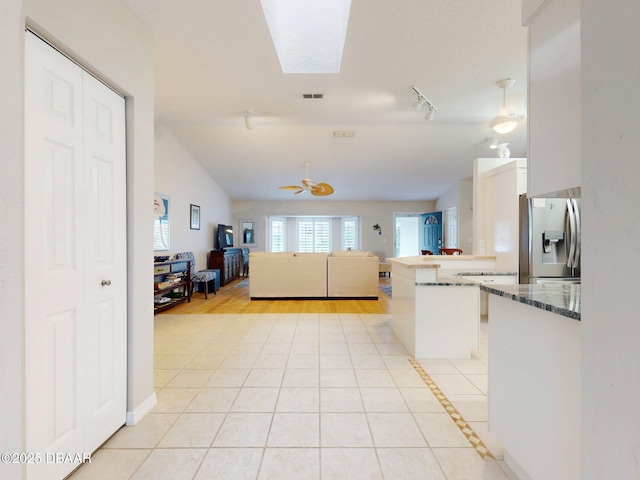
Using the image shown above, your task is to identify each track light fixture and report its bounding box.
[412,97,427,111]
[411,85,437,122]
[489,137,498,149]
[243,110,254,130]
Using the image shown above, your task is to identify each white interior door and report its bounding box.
[24,32,127,480]
[443,207,458,248]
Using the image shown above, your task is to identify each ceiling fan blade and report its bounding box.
[293,188,307,195]
[310,183,334,196]
[279,185,304,190]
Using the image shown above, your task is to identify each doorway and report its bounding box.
[394,214,421,257]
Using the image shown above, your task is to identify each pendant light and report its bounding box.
[490,79,521,134]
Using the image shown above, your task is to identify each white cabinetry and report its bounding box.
[474,158,526,273]
[484,159,527,273]
[525,0,581,197]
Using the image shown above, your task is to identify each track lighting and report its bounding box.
[411,85,437,122]
[243,110,254,130]
[489,137,498,149]
[490,79,521,134]
[412,97,427,111]
[425,105,436,121]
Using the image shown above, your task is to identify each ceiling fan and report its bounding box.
[278,162,335,196]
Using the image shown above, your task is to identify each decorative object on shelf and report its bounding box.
[372,223,382,235]
[490,78,523,134]
[278,162,334,196]
[497,143,511,158]
[190,204,200,230]
[154,255,169,262]
[153,192,170,251]
[411,85,437,121]
[240,219,256,245]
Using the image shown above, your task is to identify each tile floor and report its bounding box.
[69,313,519,480]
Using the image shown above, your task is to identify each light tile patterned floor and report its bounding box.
[69,314,519,480]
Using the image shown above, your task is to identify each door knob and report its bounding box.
[101,280,112,286]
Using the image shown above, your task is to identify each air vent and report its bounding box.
[302,93,324,99]
[333,131,354,137]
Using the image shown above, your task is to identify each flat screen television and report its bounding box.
[216,224,234,249]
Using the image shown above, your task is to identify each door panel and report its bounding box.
[25,33,86,480]
[421,212,442,253]
[25,32,126,479]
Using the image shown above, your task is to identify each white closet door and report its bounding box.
[24,32,126,480]
[81,69,127,453]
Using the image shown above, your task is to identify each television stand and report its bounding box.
[208,248,243,286]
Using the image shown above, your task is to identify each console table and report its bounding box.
[208,248,242,286]
[153,259,191,313]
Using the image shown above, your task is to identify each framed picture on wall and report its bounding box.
[240,219,256,246]
[190,204,201,230]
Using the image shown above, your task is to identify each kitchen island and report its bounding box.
[483,283,581,480]
[387,255,497,359]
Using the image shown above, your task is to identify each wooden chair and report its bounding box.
[421,250,433,255]
[439,248,463,255]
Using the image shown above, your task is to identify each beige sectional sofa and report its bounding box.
[249,251,379,299]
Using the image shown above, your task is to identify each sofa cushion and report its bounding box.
[249,251,294,257]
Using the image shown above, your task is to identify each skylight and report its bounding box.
[260,0,352,74]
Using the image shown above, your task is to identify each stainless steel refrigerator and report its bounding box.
[519,194,581,283]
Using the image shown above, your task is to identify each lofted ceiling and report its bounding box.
[123,0,528,202]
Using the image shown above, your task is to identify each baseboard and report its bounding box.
[125,392,157,426]
[503,451,534,480]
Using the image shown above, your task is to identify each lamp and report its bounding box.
[490,79,521,134]
[411,86,437,121]
[243,111,254,130]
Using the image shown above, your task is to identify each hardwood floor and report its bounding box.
[163,275,392,315]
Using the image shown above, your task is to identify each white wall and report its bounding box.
[435,179,473,253]
[1,3,155,478]
[581,1,640,478]
[0,4,26,479]
[233,200,435,258]
[155,124,233,270]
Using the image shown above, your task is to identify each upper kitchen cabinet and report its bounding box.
[524,0,581,197]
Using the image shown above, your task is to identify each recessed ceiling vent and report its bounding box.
[302,93,324,99]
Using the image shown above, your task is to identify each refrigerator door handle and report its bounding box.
[566,199,577,269]
[572,198,581,268]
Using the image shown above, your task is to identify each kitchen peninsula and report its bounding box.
[387,255,499,359]
[483,283,581,480]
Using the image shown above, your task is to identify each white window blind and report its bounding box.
[270,217,286,252]
[342,217,357,250]
[297,218,330,253]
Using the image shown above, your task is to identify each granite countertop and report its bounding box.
[388,255,496,268]
[416,277,479,287]
[481,283,581,321]
[454,271,518,276]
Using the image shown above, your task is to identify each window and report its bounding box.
[267,215,359,252]
[270,217,286,252]
[297,218,330,253]
[342,217,357,250]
